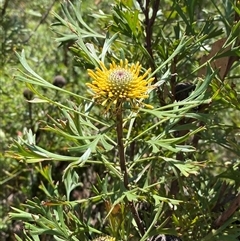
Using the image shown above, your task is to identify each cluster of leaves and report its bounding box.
[1,0,240,241]
[0,0,102,238]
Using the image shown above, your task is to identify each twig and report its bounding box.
[23,0,57,43]
[142,0,160,70]
[212,193,240,229]
[116,102,128,188]
[1,0,10,17]
[138,0,164,106]
[115,101,145,236]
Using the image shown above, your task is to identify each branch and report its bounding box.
[116,102,128,188]
[116,101,145,236]
[212,193,240,229]
[23,0,57,43]
[143,0,160,70]
[139,0,164,106]
[1,0,10,17]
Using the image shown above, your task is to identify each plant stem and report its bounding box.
[116,102,128,188]
[116,101,145,236]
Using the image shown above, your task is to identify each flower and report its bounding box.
[93,236,116,241]
[86,59,154,109]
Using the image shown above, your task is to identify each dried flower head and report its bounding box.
[53,75,67,88]
[86,59,154,109]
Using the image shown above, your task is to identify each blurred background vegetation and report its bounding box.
[0,0,240,240]
[1,0,105,239]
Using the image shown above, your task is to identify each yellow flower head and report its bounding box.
[86,59,154,109]
[93,236,116,241]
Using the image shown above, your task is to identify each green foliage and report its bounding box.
[1,0,240,241]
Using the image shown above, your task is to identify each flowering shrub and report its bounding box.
[7,1,240,241]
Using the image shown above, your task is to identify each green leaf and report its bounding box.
[162,157,200,177]
[152,195,183,206]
